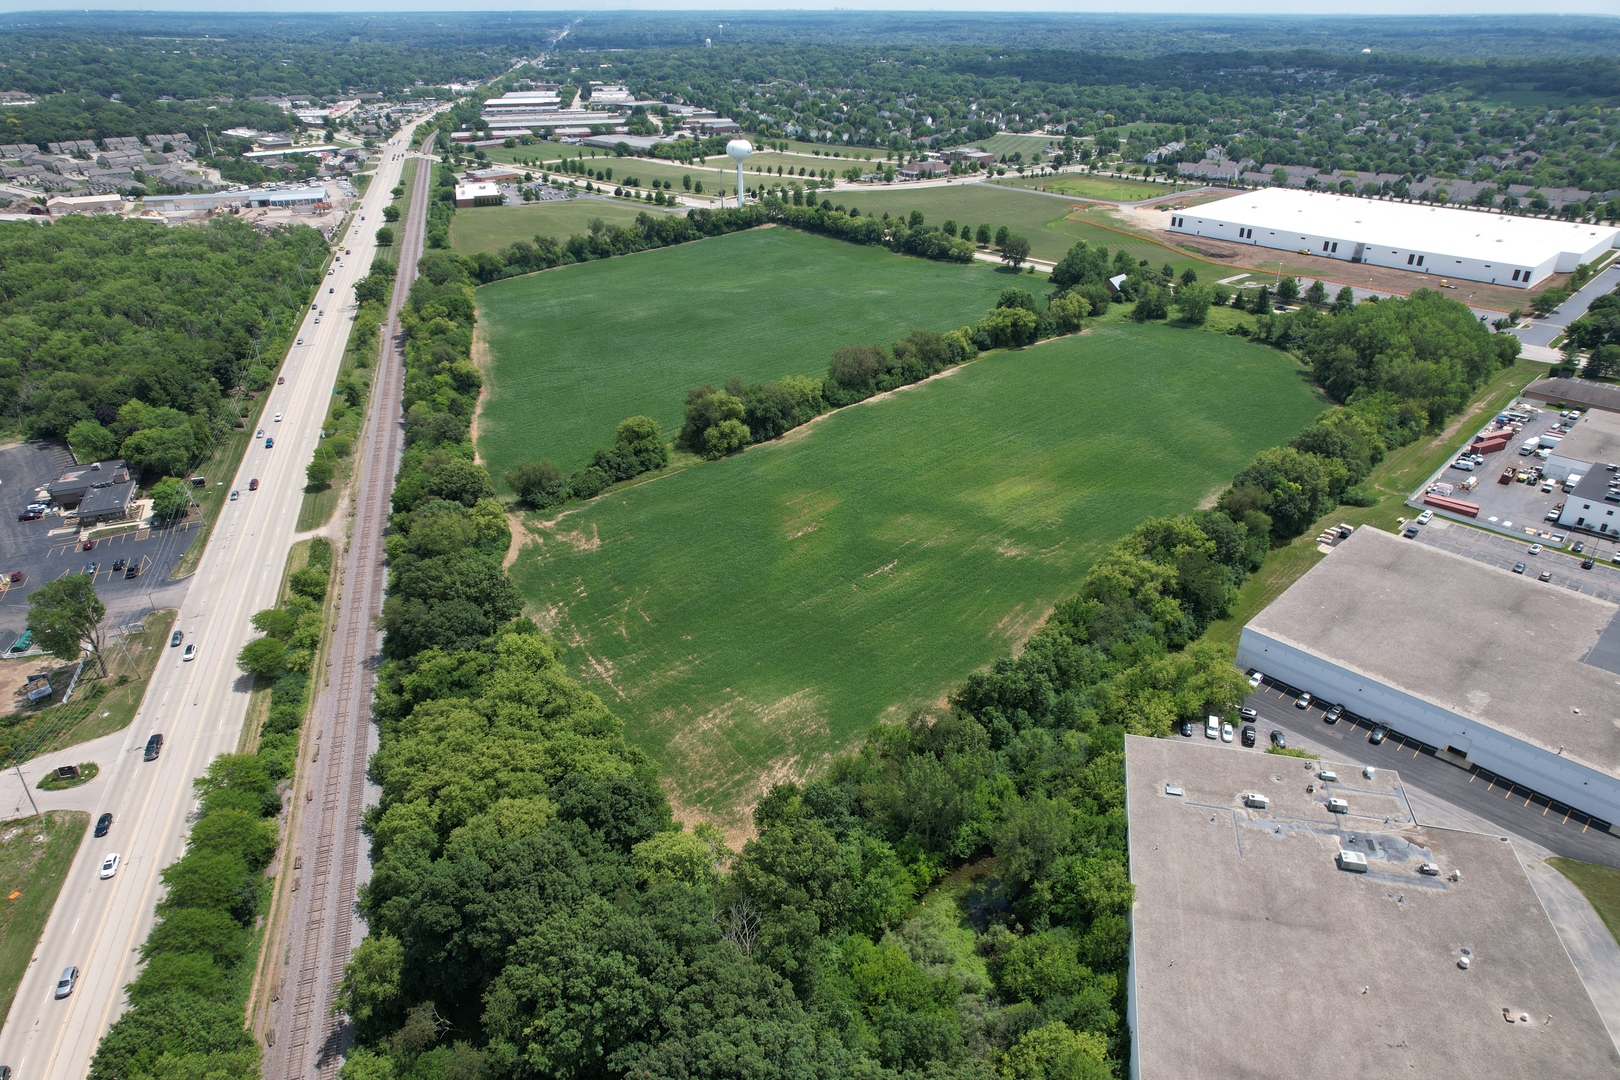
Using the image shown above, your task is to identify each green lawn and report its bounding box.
[1549,858,1620,946]
[475,227,1019,475]
[450,197,678,255]
[509,323,1326,822]
[995,174,1196,203]
[0,810,88,1031]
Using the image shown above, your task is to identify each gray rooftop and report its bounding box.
[1247,526,1620,773]
[1526,377,1620,416]
[1551,409,1620,469]
[1125,735,1620,1079]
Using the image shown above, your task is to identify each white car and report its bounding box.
[99,853,121,880]
[1416,510,1433,524]
[1528,544,1542,555]
[1220,722,1235,743]
[182,644,197,662]
[274,413,283,422]
[1248,671,1264,689]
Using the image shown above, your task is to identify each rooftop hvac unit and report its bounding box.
[1328,798,1350,814]
[1337,850,1369,873]
[1243,793,1270,810]
[1318,770,1338,783]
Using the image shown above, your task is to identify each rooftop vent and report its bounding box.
[1328,798,1350,814]
[1165,784,1184,797]
[1337,850,1369,872]
[1243,793,1270,810]
[1319,769,1339,783]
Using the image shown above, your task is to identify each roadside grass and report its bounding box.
[36,761,97,790]
[296,302,380,532]
[989,173,1196,201]
[371,157,418,272]
[1548,858,1620,946]
[0,609,177,765]
[172,416,258,579]
[449,198,678,255]
[0,810,89,1031]
[510,323,1325,822]
[238,538,315,753]
[475,226,1017,475]
[1203,359,1539,651]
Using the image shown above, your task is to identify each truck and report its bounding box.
[24,673,52,702]
[1563,473,1584,494]
[1499,467,1515,485]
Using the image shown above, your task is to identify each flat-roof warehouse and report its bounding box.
[1236,526,1620,823]
[1125,735,1620,1079]
[1168,187,1619,289]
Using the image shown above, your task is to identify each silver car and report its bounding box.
[54,966,78,999]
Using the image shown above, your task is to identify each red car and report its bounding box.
[249,478,260,491]
[277,376,285,385]
[81,539,95,551]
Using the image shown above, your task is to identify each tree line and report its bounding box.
[89,538,334,1079]
[0,216,328,481]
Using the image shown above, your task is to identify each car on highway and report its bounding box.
[1369,723,1391,745]
[82,562,97,575]
[144,733,163,760]
[1528,544,1542,555]
[1220,722,1234,743]
[99,853,120,879]
[274,412,283,422]
[330,286,335,293]
[170,630,182,647]
[1270,730,1288,749]
[230,490,239,501]
[249,478,260,491]
[1294,691,1313,709]
[256,428,264,437]
[1248,671,1264,689]
[278,375,286,384]
[314,317,321,324]
[1241,725,1256,747]
[182,644,197,662]
[54,966,78,999]
[1324,704,1343,723]
[1513,562,1526,574]
[1540,569,1554,581]
[94,813,112,837]
[265,438,274,449]
[296,338,303,345]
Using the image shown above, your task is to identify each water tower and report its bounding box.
[726,139,753,208]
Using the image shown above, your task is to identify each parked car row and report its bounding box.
[1248,671,1397,747]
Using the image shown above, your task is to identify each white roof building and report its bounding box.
[1168,187,1620,289]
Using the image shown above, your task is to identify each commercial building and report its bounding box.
[1124,735,1620,1079]
[1524,376,1620,416]
[244,186,328,209]
[1543,409,1620,485]
[77,480,136,524]
[1235,526,1620,823]
[46,193,122,216]
[1167,187,1620,289]
[463,165,522,184]
[47,460,131,508]
[899,159,951,178]
[453,181,502,208]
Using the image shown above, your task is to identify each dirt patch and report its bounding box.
[468,321,493,462]
[548,521,601,553]
[501,511,530,570]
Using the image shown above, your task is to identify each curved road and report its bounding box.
[0,119,428,1080]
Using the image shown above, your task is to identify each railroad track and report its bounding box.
[261,132,436,1080]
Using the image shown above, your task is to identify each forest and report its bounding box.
[0,216,328,476]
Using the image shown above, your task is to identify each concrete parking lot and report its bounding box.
[1409,517,1620,602]
[0,442,196,633]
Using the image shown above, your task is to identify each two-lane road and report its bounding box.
[0,122,428,1080]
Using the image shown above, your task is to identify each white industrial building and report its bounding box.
[1124,736,1620,1079]
[1168,187,1620,289]
[453,181,502,208]
[1235,526,1620,825]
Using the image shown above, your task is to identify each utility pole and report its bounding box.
[13,761,40,820]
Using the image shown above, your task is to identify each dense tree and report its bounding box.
[26,575,107,674]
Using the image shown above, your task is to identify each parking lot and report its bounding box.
[0,443,196,632]
[1411,402,1620,561]
[1407,517,1620,601]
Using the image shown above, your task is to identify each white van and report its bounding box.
[1205,715,1220,740]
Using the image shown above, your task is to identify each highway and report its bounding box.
[0,120,427,1080]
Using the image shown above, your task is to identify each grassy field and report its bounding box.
[988,174,1195,202]
[510,323,1325,823]
[1549,858,1620,946]
[449,197,678,255]
[475,227,1019,475]
[0,810,88,1030]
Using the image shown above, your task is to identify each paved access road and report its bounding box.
[1239,681,1620,870]
[1513,262,1620,350]
[0,123,426,1080]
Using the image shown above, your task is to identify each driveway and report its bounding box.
[1514,263,1620,350]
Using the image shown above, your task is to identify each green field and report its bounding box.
[509,323,1325,822]
[991,174,1196,202]
[476,227,1018,474]
[450,197,679,254]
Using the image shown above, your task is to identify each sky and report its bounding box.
[1,1,1618,15]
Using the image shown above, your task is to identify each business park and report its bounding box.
[1168,187,1619,289]
[1124,736,1620,1079]
[1234,526,1620,825]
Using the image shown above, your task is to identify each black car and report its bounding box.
[144,733,163,761]
[1573,540,1586,554]
[1241,725,1257,747]
[1512,562,1526,574]
[1179,719,1193,738]
[1582,558,1595,570]
[1370,724,1391,745]
[94,812,112,838]
[124,564,140,579]
[112,558,127,572]
[1270,730,1287,749]
[1403,526,1419,538]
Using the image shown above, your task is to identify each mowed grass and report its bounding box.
[476,227,1017,474]
[512,323,1325,823]
[450,197,679,255]
[1549,858,1620,946]
[990,174,1195,202]
[0,811,88,1030]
